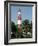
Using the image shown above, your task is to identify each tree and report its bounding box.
[22,19,32,38]
[11,21,17,32]
[11,21,17,38]
[23,19,29,25]
[22,19,29,31]
[29,21,32,33]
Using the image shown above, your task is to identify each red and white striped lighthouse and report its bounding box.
[17,8,22,33]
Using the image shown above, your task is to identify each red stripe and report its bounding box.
[18,15,21,20]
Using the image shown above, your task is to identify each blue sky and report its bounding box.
[11,6,32,24]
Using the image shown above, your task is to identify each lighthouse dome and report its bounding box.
[18,8,21,15]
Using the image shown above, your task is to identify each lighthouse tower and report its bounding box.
[17,8,22,33]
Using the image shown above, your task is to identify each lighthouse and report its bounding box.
[17,8,22,33]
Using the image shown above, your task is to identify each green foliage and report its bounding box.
[22,19,32,38]
[22,19,29,25]
[11,21,17,32]
[11,19,32,38]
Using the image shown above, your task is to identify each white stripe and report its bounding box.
[18,20,22,24]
